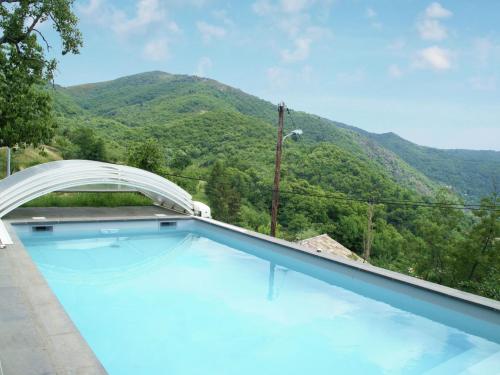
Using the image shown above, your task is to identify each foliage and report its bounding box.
[206,160,242,224]
[61,127,107,161]
[0,0,82,148]
[128,138,163,173]
[23,192,153,207]
[452,193,500,299]
[0,145,60,177]
[371,132,500,202]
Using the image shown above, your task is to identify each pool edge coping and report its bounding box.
[2,219,108,375]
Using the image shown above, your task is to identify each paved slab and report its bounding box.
[5,206,178,221]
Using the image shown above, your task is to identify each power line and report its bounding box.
[162,172,206,182]
[286,107,299,130]
[278,189,500,212]
[160,171,499,211]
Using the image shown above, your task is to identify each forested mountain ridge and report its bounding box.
[54,71,499,201]
[333,121,500,202]
[54,71,439,195]
[368,132,500,202]
[41,71,499,299]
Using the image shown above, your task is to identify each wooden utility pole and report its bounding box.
[270,102,285,237]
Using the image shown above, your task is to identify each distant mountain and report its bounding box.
[53,71,498,202]
[368,132,500,202]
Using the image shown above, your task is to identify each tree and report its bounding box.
[170,150,191,170]
[66,127,107,161]
[206,160,242,223]
[128,139,163,173]
[414,191,466,284]
[453,193,500,298]
[0,0,82,148]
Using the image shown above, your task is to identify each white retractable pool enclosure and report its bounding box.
[0,160,201,218]
[0,160,210,245]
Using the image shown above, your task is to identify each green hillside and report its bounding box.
[369,132,500,202]
[54,71,437,195]
[41,71,498,299]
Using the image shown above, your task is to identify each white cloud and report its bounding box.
[417,18,448,41]
[253,0,332,62]
[305,25,333,39]
[277,13,314,37]
[387,38,406,51]
[266,66,292,88]
[212,10,234,26]
[78,0,102,16]
[366,7,377,19]
[196,57,213,77]
[425,2,452,19]
[197,21,226,43]
[281,37,312,62]
[143,38,169,61]
[79,0,183,38]
[336,69,365,84]
[281,0,313,13]
[416,2,452,41]
[365,7,382,29]
[469,76,497,91]
[252,0,274,16]
[388,64,403,78]
[266,65,314,88]
[167,21,181,34]
[279,26,332,62]
[415,46,452,71]
[474,38,494,65]
[112,0,166,36]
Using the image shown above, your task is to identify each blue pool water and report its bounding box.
[16,220,500,375]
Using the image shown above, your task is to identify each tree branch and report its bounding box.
[0,13,42,45]
[26,13,42,35]
[32,28,50,50]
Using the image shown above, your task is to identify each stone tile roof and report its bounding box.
[298,234,365,262]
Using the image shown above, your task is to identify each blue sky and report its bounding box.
[46,0,500,150]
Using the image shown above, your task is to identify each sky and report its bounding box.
[44,0,500,151]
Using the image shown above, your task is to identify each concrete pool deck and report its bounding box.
[0,206,183,375]
[1,206,499,374]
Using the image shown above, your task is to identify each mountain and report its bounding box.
[53,71,498,202]
[367,132,500,202]
[53,72,438,194]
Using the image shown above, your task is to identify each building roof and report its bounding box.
[298,234,365,262]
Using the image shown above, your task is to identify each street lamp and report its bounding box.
[270,102,303,237]
[283,129,303,141]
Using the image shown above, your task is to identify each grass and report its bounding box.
[23,192,154,208]
[0,146,62,178]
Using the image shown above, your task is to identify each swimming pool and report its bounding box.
[14,219,500,375]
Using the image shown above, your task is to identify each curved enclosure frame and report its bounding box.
[0,160,195,218]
